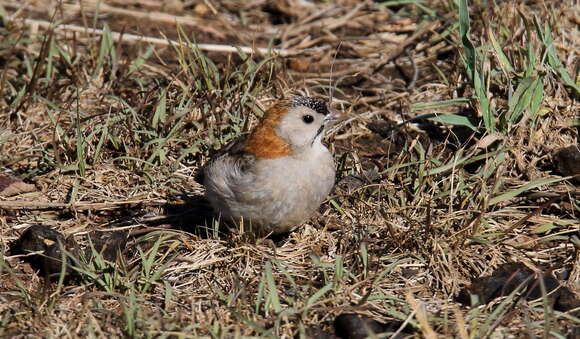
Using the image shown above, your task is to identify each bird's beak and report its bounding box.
[324,107,342,124]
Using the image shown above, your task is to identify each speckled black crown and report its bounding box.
[291,96,329,115]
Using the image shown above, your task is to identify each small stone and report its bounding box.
[194,3,210,16]
[9,225,78,279]
[455,263,580,310]
[554,145,580,183]
[333,313,414,339]
[0,174,36,197]
[287,57,311,72]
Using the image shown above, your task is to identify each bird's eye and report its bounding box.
[302,115,314,124]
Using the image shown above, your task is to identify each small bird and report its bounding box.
[200,96,341,236]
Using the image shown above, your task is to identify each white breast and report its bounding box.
[204,141,336,235]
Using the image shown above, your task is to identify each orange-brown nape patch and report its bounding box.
[244,102,292,158]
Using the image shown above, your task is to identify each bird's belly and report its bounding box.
[227,152,335,234]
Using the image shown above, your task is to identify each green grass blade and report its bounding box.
[152,88,167,129]
[458,0,476,81]
[529,76,544,119]
[489,177,564,206]
[507,77,535,123]
[488,28,515,74]
[423,113,479,131]
[305,283,334,309]
[411,98,471,111]
[265,261,282,313]
[533,17,580,96]
[129,45,155,75]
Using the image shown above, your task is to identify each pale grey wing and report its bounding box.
[195,134,254,184]
[200,134,258,211]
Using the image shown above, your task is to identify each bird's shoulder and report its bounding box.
[195,134,256,183]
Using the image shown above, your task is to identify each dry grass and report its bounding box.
[1,0,579,337]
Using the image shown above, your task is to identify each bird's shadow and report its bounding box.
[136,194,293,243]
[153,194,224,239]
[7,194,294,286]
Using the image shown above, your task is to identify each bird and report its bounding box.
[199,96,341,236]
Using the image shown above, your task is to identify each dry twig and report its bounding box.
[16,18,292,56]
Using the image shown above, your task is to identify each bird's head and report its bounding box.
[244,96,341,158]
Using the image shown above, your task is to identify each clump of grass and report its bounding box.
[0,19,281,182]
